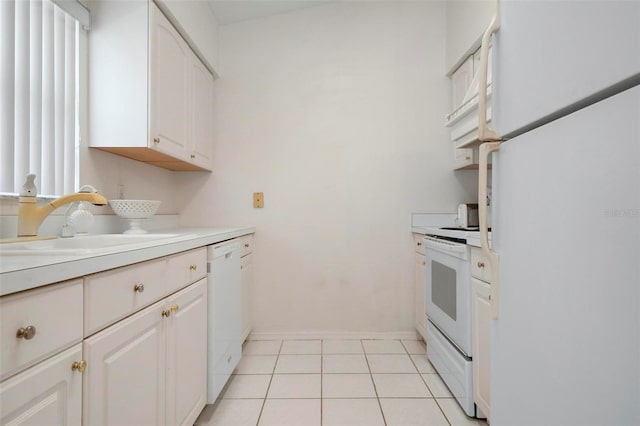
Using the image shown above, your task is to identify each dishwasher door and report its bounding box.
[207,240,242,404]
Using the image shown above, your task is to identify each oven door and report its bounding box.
[424,237,472,356]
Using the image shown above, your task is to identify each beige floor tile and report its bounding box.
[322,339,364,354]
[380,398,449,426]
[367,354,418,373]
[243,340,282,355]
[323,398,385,426]
[410,354,436,373]
[194,399,263,426]
[258,399,321,426]
[437,398,488,426]
[422,373,453,398]
[322,373,377,398]
[280,340,322,354]
[323,354,369,373]
[267,374,321,398]
[235,355,277,374]
[401,339,426,355]
[372,373,432,398]
[220,374,272,399]
[274,354,321,374]
[362,339,406,354]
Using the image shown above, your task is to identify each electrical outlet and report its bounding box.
[253,192,264,208]
[117,184,125,199]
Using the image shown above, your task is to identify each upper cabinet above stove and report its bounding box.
[445,0,496,170]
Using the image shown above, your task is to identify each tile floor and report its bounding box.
[194,339,487,426]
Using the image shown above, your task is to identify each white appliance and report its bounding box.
[474,1,640,424]
[423,234,477,417]
[206,240,242,404]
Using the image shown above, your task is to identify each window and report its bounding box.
[0,0,89,198]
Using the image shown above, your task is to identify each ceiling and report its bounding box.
[208,0,337,25]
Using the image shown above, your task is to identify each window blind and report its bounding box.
[0,0,82,198]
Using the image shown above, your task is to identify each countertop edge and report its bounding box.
[0,227,255,296]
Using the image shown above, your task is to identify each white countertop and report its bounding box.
[0,227,255,296]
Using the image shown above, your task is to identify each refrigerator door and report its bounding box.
[493,0,640,138]
[491,86,640,425]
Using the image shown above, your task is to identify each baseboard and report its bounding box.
[247,330,420,341]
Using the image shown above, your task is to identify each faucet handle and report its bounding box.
[20,174,37,197]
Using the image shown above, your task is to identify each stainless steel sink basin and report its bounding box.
[0,233,194,256]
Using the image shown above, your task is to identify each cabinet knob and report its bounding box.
[134,284,145,293]
[71,360,87,373]
[16,325,36,340]
[244,243,249,248]
[162,309,171,318]
[422,261,426,266]
[153,137,160,144]
[189,264,197,271]
[170,304,180,313]
[477,261,485,269]
[417,241,422,246]
[190,154,196,159]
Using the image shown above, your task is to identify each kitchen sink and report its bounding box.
[0,233,195,256]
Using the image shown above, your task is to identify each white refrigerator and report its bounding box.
[479,1,640,425]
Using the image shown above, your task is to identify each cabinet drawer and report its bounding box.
[239,234,253,257]
[1,280,83,381]
[413,234,426,255]
[84,259,166,336]
[240,252,252,270]
[166,247,207,294]
[470,247,492,282]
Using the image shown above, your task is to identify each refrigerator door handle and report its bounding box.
[478,0,502,142]
[479,142,501,318]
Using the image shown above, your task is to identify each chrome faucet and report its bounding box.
[17,174,108,237]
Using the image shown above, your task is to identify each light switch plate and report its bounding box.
[253,192,264,208]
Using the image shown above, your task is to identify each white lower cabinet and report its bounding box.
[240,251,253,342]
[413,234,427,340]
[0,344,83,425]
[165,279,207,426]
[83,279,207,426]
[83,299,167,425]
[471,277,491,419]
[0,238,253,425]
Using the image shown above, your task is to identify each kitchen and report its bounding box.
[0,0,638,425]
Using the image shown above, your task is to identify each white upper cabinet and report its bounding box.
[189,56,214,170]
[149,6,191,162]
[89,1,215,172]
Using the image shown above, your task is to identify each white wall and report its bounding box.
[445,0,494,74]
[179,1,477,337]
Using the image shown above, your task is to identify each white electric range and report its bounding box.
[412,220,490,418]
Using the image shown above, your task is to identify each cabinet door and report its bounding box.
[414,252,426,340]
[0,344,82,425]
[240,253,253,342]
[149,3,190,160]
[471,278,490,419]
[189,55,214,170]
[165,279,207,426]
[83,301,166,426]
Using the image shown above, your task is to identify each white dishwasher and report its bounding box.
[207,240,242,404]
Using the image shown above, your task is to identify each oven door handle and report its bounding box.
[423,237,468,258]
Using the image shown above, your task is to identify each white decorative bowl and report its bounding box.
[109,200,161,234]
